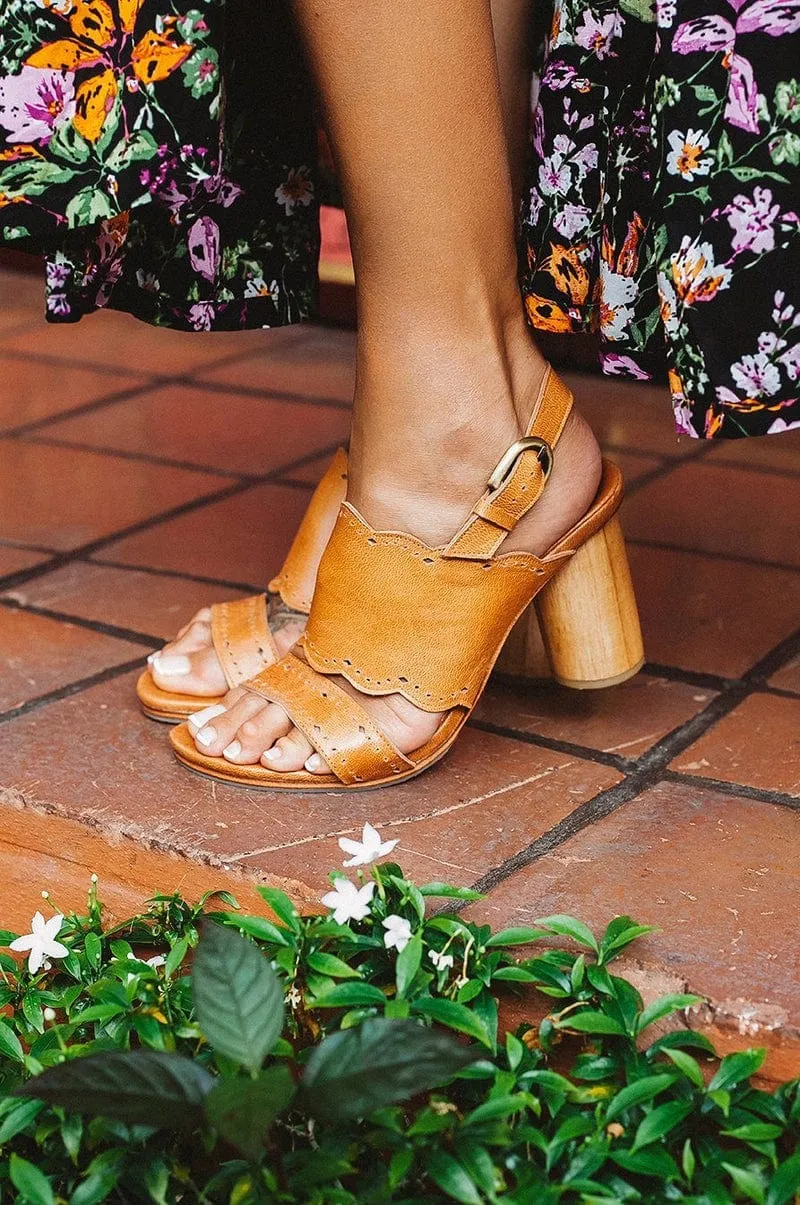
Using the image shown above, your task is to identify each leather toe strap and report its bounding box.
[244,655,413,785]
[210,595,279,689]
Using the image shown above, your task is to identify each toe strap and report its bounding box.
[244,656,414,786]
[210,595,279,689]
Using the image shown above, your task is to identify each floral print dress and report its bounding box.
[0,0,798,438]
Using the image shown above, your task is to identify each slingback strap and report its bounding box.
[243,655,413,785]
[268,448,349,612]
[302,504,563,711]
[210,595,279,689]
[445,369,574,560]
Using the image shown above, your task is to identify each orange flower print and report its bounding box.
[543,243,589,304]
[525,293,578,333]
[670,238,732,305]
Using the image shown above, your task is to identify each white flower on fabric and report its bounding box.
[666,128,713,181]
[338,822,399,868]
[598,262,638,338]
[429,949,455,971]
[382,915,412,953]
[274,167,314,215]
[10,913,69,974]
[730,352,782,397]
[321,879,375,925]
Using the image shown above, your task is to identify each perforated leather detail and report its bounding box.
[210,595,278,688]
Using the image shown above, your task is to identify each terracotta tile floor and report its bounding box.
[1,267,799,1081]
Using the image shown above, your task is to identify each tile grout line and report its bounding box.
[662,769,799,811]
[0,596,161,650]
[0,439,344,596]
[0,380,163,440]
[0,656,148,728]
[18,433,250,481]
[628,536,800,577]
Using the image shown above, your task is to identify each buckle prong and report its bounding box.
[487,436,553,493]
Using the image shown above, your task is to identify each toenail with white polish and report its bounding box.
[223,741,242,761]
[262,746,281,762]
[153,654,191,676]
[305,753,323,772]
[147,652,159,665]
[188,703,227,733]
[196,727,217,747]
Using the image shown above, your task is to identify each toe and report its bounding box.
[193,694,263,757]
[224,704,292,764]
[151,645,227,697]
[262,728,329,774]
[174,607,213,642]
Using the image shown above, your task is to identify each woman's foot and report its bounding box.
[149,597,307,698]
[189,332,602,774]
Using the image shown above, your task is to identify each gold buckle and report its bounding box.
[487,436,553,492]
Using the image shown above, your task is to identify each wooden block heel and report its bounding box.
[534,515,644,689]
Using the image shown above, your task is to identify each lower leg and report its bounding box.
[191,0,601,770]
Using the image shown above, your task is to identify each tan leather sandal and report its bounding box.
[170,370,644,790]
[135,448,349,722]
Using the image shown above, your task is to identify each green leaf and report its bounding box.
[306,951,362,979]
[631,1099,693,1151]
[255,886,301,933]
[15,1051,213,1130]
[74,1004,125,1025]
[462,1093,530,1126]
[424,1150,483,1205]
[9,1154,54,1205]
[599,917,656,961]
[0,1019,24,1062]
[723,1163,766,1204]
[637,993,703,1033]
[0,1099,45,1144]
[302,1017,478,1121]
[663,1047,704,1087]
[164,936,187,978]
[311,982,387,1008]
[414,997,494,1048]
[418,883,484,900]
[554,1010,626,1036]
[396,934,423,998]
[192,921,283,1073]
[105,130,158,172]
[767,1153,800,1205]
[535,915,599,953]
[708,1048,766,1092]
[611,1147,681,1180]
[491,966,539,982]
[682,1138,695,1183]
[605,1073,678,1122]
[722,1122,782,1142]
[223,912,292,946]
[485,927,549,947]
[84,932,102,969]
[205,1065,296,1162]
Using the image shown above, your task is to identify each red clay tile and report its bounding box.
[0,266,46,332]
[0,440,229,551]
[623,462,800,568]
[0,356,146,434]
[0,545,48,578]
[465,779,800,1017]
[705,426,800,475]
[44,384,351,476]
[671,692,800,796]
[602,449,664,487]
[3,308,271,375]
[476,674,716,760]
[627,543,800,678]
[771,654,800,695]
[0,801,275,935]
[563,372,701,458]
[201,325,356,401]
[100,481,314,585]
[4,562,247,642]
[0,670,618,892]
[0,607,142,712]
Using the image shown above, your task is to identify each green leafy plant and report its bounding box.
[0,831,798,1203]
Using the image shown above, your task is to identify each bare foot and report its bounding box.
[190,340,602,773]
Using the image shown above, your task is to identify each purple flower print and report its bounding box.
[736,0,800,36]
[188,216,220,283]
[601,353,654,380]
[0,67,76,145]
[726,187,781,253]
[731,350,782,395]
[725,54,760,133]
[574,12,623,59]
[554,202,592,237]
[542,62,577,91]
[187,302,216,331]
[539,152,572,196]
[672,14,735,54]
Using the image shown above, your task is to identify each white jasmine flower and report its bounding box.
[382,915,412,953]
[10,913,69,974]
[321,879,375,925]
[43,1007,57,1022]
[338,822,399,868]
[429,949,455,971]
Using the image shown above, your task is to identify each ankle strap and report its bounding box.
[445,367,573,560]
